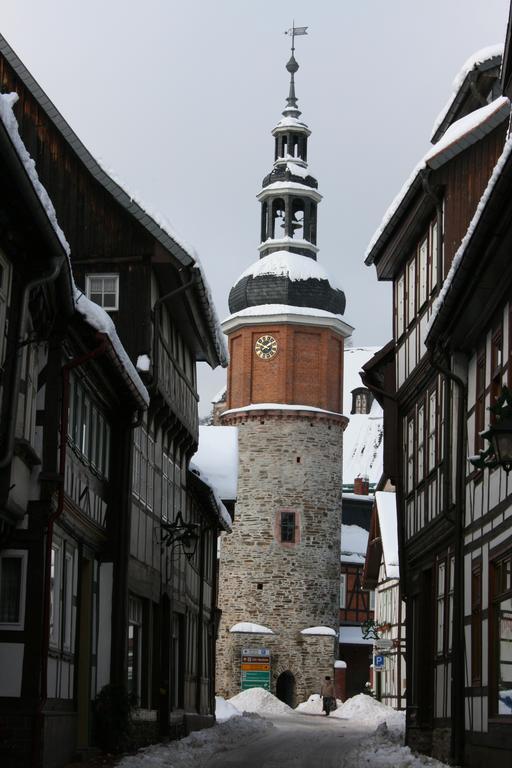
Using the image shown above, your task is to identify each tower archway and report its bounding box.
[276,670,296,707]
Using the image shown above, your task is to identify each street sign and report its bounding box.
[374,640,394,650]
[241,648,271,691]
[374,654,385,669]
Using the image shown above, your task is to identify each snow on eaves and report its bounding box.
[237,251,342,290]
[427,133,512,338]
[431,44,503,142]
[365,96,510,264]
[274,115,309,130]
[0,93,149,407]
[74,289,150,406]
[222,403,344,418]
[375,492,400,580]
[259,180,321,198]
[0,93,70,256]
[229,622,275,634]
[94,156,228,368]
[224,304,345,323]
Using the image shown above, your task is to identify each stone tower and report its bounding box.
[216,29,353,706]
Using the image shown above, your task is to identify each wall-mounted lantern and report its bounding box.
[470,387,512,473]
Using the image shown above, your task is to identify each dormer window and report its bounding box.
[351,387,373,415]
[85,274,119,311]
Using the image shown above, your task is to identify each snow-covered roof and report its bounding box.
[188,462,232,532]
[342,347,383,491]
[229,622,275,635]
[258,180,322,199]
[427,134,512,338]
[375,492,399,580]
[340,524,369,564]
[0,36,227,369]
[191,425,238,501]
[365,96,510,265]
[300,626,336,637]
[0,92,149,407]
[259,236,319,254]
[338,625,374,645]
[211,386,227,404]
[431,44,503,142]
[280,161,311,179]
[274,115,310,131]
[237,251,342,290]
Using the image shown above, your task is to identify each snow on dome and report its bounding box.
[228,687,292,716]
[300,626,336,636]
[229,622,275,634]
[192,425,238,500]
[340,524,369,564]
[375,492,399,580]
[365,96,509,262]
[215,696,242,722]
[237,251,342,290]
[431,44,503,141]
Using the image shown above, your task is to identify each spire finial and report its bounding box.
[283,23,308,118]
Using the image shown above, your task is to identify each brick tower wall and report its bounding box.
[216,412,343,705]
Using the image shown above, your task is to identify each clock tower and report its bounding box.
[216,30,353,706]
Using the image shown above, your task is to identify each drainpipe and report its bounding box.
[31,333,108,768]
[429,350,466,767]
[0,257,64,472]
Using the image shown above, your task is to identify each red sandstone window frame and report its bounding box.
[275,509,301,546]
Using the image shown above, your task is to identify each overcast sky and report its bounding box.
[2,1,510,415]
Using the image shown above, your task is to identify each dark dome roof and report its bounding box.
[228,252,345,316]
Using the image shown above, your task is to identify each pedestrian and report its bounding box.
[320,675,335,715]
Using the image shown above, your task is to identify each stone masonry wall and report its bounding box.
[216,412,343,703]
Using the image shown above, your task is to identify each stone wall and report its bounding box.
[217,411,343,703]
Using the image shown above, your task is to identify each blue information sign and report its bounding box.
[374,654,385,669]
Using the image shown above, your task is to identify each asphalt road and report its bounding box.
[204,711,377,768]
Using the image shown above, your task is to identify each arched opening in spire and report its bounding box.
[271,198,286,238]
[291,198,305,240]
[261,201,268,242]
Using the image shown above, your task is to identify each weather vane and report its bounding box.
[284,22,308,54]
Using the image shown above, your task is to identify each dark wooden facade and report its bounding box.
[0,33,227,768]
[365,45,510,766]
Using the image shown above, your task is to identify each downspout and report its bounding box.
[429,350,466,767]
[32,333,108,768]
[0,257,64,472]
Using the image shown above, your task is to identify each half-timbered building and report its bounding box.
[364,44,509,765]
[363,488,406,710]
[0,33,228,766]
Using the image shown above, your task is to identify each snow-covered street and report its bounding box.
[118,692,452,768]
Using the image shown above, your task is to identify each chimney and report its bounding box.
[354,475,369,495]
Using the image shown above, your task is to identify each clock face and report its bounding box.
[255,334,278,360]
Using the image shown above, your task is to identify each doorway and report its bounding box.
[276,671,296,707]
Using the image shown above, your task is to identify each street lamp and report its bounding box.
[161,510,200,560]
[470,387,512,473]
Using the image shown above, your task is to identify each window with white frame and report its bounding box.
[0,250,11,366]
[128,596,143,705]
[85,274,119,311]
[430,220,438,291]
[417,402,425,484]
[340,574,346,609]
[0,550,27,628]
[418,238,428,307]
[396,274,405,338]
[436,560,446,655]
[49,544,61,647]
[407,258,416,325]
[407,417,415,493]
[428,388,437,473]
[369,589,376,611]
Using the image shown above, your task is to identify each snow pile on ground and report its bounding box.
[332,694,405,732]
[215,695,242,722]
[118,712,272,767]
[354,722,450,767]
[295,693,342,715]
[228,687,292,716]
